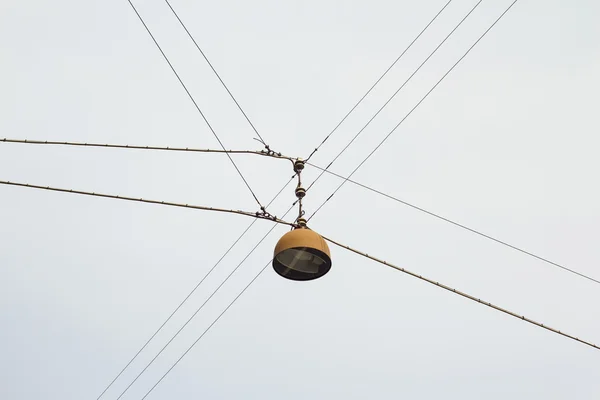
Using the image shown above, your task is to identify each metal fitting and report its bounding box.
[294,158,305,173]
[296,217,307,227]
[295,186,306,199]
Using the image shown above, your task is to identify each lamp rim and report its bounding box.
[273,246,332,281]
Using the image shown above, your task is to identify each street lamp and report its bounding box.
[272,157,332,281]
[273,219,332,281]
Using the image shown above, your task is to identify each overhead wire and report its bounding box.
[117,204,296,399]
[0,138,294,163]
[162,0,268,147]
[307,162,600,285]
[323,234,600,352]
[304,0,454,163]
[125,0,264,209]
[141,258,274,400]
[303,0,484,195]
[308,0,519,222]
[94,177,294,399]
[0,180,293,227]
[95,224,254,400]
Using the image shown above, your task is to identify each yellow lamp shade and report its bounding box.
[273,228,332,281]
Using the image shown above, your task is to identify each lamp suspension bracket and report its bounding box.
[293,158,307,226]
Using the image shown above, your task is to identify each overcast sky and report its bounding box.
[1,0,599,399]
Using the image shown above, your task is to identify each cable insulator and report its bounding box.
[294,158,305,173]
[295,186,306,199]
[296,217,307,227]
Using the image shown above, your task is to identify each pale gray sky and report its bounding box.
[1,0,599,399]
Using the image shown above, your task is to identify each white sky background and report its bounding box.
[1,0,599,398]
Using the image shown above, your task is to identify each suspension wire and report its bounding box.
[304,0,454,163]
[323,235,600,352]
[141,258,274,399]
[304,0,483,194]
[0,138,294,163]
[306,162,600,285]
[0,180,293,227]
[118,204,296,399]
[295,166,305,223]
[308,0,519,222]
[94,177,294,399]
[162,0,268,147]
[125,0,264,209]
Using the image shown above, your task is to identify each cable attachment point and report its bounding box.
[255,138,282,157]
[256,206,277,222]
[294,158,305,173]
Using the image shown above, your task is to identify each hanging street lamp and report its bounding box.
[273,218,332,281]
[272,158,332,281]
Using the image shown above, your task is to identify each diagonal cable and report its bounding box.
[304,0,484,194]
[96,224,253,400]
[306,163,600,285]
[0,138,294,163]
[125,0,263,208]
[323,234,600,351]
[140,258,274,400]
[115,204,295,399]
[163,0,268,146]
[94,177,293,399]
[304,0,454,163]
[0,180,292,227]
[308,0,519,221]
